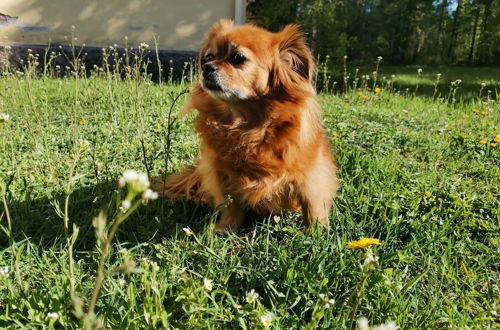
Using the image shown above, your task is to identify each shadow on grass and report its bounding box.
[1,181,217,252]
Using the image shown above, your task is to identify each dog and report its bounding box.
[159,20,339,233]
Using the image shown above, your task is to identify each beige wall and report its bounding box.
[0,0,245,51]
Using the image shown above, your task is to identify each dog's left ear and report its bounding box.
[272,25,314,90]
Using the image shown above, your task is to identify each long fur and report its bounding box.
[158,21,340,232]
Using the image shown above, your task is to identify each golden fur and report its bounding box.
[157,20,339,232]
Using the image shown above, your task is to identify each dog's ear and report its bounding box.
[272,25,314,90]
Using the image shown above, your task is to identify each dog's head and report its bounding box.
[198,20,314,102]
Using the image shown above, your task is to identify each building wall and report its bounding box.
[0,0,245,51]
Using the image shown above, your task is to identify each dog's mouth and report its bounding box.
[202,76,223,92]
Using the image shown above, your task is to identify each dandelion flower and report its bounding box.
[47,312,59,320]
[79,120,87,125]
[203,278,213,291]
[246,289,259,304]
[494,135,500,143]
[347,238,381,249]
[260,313,273,327]
[358,92,368,100]
[490,143,497,148]
[155,123,162,130]
[481,111,488,116]
[182,227,193,236]
[471,109,480,114]
[424,191,432,197]
[462,114,469,119]
[374,87,381,93]
[479,140,487,144]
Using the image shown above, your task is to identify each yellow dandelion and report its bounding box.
[374,87,381,93]
[358,92,368,100]
[347,238,381,249]
[461,135,469,139]
[494,135,500,143]
[481,111,488,116]
[490,143,497,148]
[331,132,339,138]
[471,109,480,114]
[79,119,87,125]
[424,191,432,197]
[479,140,487,144]
[462,114,469,119]
[155,123,162,130]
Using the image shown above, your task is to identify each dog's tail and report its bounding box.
[152,166,209,203]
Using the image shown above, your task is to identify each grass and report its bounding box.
[0,51,499,328]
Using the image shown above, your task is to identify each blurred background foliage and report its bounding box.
[247,0,500,66]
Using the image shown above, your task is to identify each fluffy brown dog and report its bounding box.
[160,20,339,233]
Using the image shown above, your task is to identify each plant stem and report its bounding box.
[86,199,142,315]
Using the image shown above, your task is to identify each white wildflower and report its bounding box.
[0,113,10,122]
[357,317,369,330]
[47,312,59,320]
[0,266,9,277]
[246,289,259,304]
[319,293,335,308]
[150,261,159,271]
[377,56,383,60]
[142,189,158,201]
[120,200,131,212]
[273,215,280,223]
[417,68,422,74]
[120,170,150,192]
[260,313,273,327]
[182,227,193,236]
[119,279,126,286]
[4,45,11,51]
[373,321,398,330]
[140,42,149,50]
[364,250,379,267]
[203,278,213,291]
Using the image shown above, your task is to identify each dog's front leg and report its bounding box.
[214,202,245,233]
[197,157,245,233]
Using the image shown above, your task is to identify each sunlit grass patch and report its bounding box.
[0,48,498,328]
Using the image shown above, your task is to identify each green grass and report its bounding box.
[320,63,500,101]
[0,63,498,328]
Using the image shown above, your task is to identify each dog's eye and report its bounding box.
[228,52,246,66]
[204,54,214,62]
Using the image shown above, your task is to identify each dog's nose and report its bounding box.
[202,63,217,75]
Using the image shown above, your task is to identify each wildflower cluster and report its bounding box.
[118,170,157,212]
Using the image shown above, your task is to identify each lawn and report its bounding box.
[0,59,498,328]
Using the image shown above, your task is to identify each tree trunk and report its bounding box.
[468,5,481,63]
[437,0,448,59]
[447,0,462,62]
[478,0,493,64]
